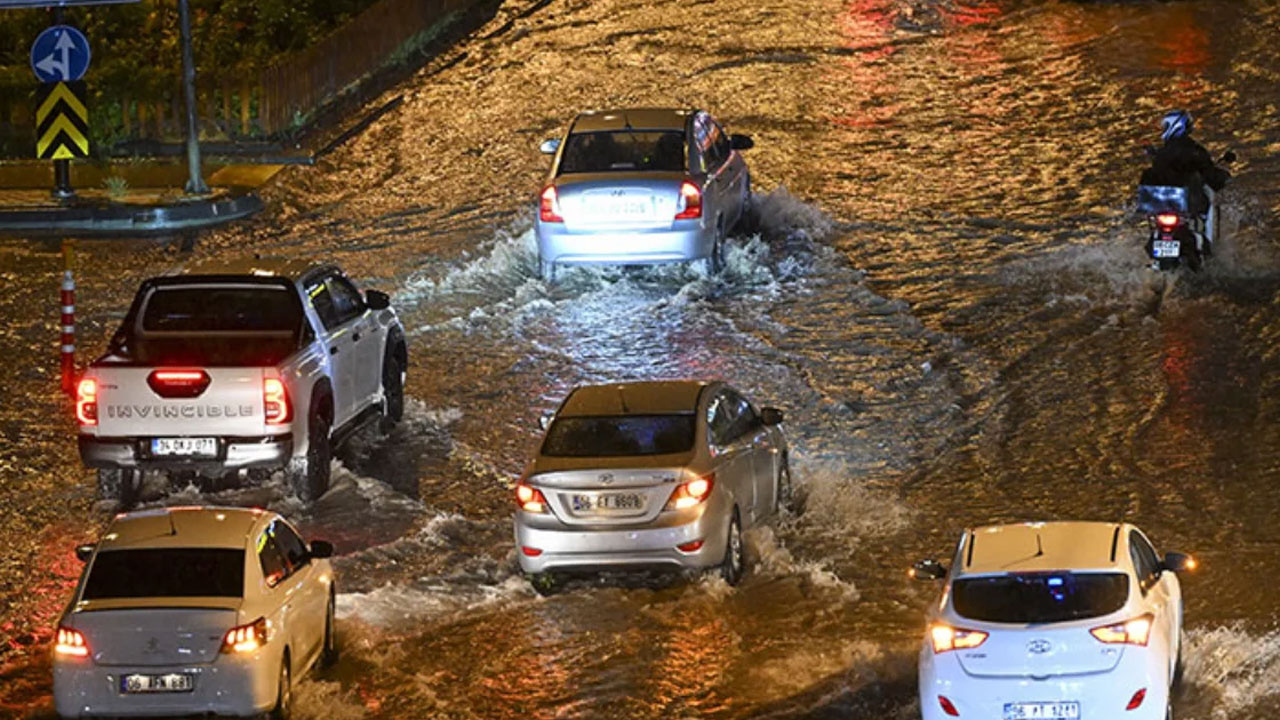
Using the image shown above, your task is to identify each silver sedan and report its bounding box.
[513,380,790,588]
[534,108,754,281]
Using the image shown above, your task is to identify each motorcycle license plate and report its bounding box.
[1152,240,1180,258]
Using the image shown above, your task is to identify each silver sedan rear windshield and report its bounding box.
[559,131,685,174]
[82,549,245,599]
[542,415,695,457]
[952,572,1129,623]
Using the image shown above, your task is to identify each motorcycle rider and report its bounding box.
[1141,110,1230,254]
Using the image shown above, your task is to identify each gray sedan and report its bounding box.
[534,108,754,281]
[513,380,790,588]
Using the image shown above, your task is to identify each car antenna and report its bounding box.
[617,387,630,414]
[167,509,178,536]
[1035,532,1044,557]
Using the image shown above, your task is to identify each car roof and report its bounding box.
[572,108,696,133]
[559,380,710,416]
[957,521,1127,576]
[174,256,330,282]
[98,506,268,551]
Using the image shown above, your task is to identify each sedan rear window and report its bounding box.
[542,415,695,457]
[82,549,245,599]
[559,131,685,174]
[952,572,1130,624]
[141,286,301,333]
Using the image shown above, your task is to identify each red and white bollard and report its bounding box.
[60,240,76,396]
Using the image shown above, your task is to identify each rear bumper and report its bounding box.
[78,435,293,472]
[919,643,1169,720]
[53,654,276,718]
[513,497,731,574]
[535,221,713,266]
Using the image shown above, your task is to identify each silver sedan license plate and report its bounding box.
[571,492,644,513]
[121,672,195,693]
[1003,701,1080,720]
[151,437,217,457]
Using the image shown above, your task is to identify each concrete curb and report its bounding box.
[0,193,263,237]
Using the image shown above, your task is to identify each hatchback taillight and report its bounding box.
[1090,614,1153,646]
[55,626,89,657]
[665,474,714,510]
[515,480,548,513]
[222,617,269,654]
[540,184,564,223]
[930,623,988,653]
[264,378,290,425]
[75,378,97,426]
[674,180,702,220]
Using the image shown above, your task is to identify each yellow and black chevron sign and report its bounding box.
[35,81,90,160]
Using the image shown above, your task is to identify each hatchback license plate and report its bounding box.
[151,437,217,457]
[1153,240,1180,258]
[571,493,645,512]
[121,673,195,693]
[1003,701,1080,720]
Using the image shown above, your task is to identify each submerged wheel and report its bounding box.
[288,409,331,502]
[718,511,745,585]
[538,258,557,283]
[380,345,405,430]
[708,230,727,275]
[97,469,141,507]
[775,460,794,513]
[269,654,292,720]
[321,589,339,668]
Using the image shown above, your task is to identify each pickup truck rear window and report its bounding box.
[541,414,694,457]
[952,572,1129,623]
[82,548,244,599]
[559,131,686,174]
[142,286,301,333]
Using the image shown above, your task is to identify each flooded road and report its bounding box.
[2,0,1280,717]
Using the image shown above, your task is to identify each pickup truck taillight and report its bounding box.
[147,369,211,398]
[75,378,97,426]
[264,378,290,424]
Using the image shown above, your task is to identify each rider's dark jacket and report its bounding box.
[1141,135,1229,192]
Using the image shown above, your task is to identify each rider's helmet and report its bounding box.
[1161,110,1193,141]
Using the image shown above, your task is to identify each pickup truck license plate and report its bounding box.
[571,493,645,513]
[1003,701,1080,720]
[1152,240,1180,258]
[121,672,195,693]
[151,437,217,457]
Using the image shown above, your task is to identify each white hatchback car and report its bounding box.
[53,506,336,719]
[912,522,1195,720]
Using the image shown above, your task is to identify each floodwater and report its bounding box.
[2,0,1279,717]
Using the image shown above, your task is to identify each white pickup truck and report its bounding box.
[76,257,407,505]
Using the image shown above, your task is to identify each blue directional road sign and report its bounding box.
[30,25,91,83]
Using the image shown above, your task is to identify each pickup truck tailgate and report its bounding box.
[91,367,268,437]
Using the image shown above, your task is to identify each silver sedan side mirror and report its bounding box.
[538,410,555,431]
[910,559,947,580]
[539,138,561,155]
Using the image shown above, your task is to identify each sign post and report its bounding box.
[177,0,207,194]
[30,16,92,198]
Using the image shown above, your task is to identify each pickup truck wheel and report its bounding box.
[380,350,405,429]
[97,469,141,507]
[288,412,331,502]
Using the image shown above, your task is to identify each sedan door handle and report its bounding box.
[330,346,339,356]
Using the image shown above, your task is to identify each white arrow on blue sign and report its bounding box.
[30,25,91,83]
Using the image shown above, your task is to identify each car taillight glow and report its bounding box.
[521,546,543,557]
[55,626,89,657]
[665,474,715,510]
[676,539,704,552]
[674,180,702,220]
[930,623,989,653]
[222,617,269,654]
[75,378,97,426]
[147,368,211,398]
[264,378,290,424]
[938,695,960,717]
[1155,213,1180,231]
[540,184,564,223]
[515,481,548,513]
[1126,688,1146,711]
[1090,614,1153,646]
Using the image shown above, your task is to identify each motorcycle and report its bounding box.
[1136,150,1235,272]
